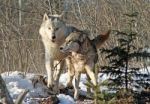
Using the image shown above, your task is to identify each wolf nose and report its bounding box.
[52,36,56,39]
[60,47,63,50]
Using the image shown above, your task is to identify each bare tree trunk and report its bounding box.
[0,75,14,104]
[18,0,22,25]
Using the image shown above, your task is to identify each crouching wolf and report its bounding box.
[60,30,110,99]
[39,13,80,92]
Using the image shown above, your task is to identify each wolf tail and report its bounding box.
[92,30,111,49]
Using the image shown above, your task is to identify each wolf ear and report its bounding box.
[43,13,49,21]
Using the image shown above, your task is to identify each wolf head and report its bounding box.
[60,32,81,53]
[39,13,66,42]
[60,32,87,53]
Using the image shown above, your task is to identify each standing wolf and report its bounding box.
[39,13,79,92]
[60,30,110,99]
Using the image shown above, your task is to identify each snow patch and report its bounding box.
[57,94,75,104]
[1,71,75,104]
[1,67,149,104]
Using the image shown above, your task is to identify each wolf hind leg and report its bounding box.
[86,73,92,93]
[85,64,96,86]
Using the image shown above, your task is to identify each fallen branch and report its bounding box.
[0,75,14,104]
[15,89,29,104]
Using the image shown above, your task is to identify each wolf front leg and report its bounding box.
[54,60,65,93]
[73,72,80,100]
[66,58,74,88]
[45,51,54,88]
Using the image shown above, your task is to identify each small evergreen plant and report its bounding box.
[85,65,115,104]
[86,11,150,104]
[100,11,150,92]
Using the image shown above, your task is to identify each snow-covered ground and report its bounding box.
[1,71,75,104]
[1,67,150,104]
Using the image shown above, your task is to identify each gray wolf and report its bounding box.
[39,13,80,92]
[60,30,110,99]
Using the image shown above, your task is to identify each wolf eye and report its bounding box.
[55,27,59,31]
[66,42,70,46]
[48,27,51,30]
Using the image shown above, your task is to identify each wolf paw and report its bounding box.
[48,84,60,95]
[66,85,74,89]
